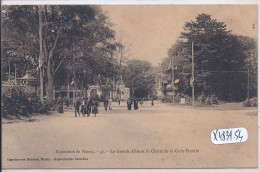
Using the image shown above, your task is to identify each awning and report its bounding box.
[165,84,173,92]
[174,79,180,84]
[19,73,38,80]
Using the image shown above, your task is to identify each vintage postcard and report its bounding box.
[1,1,258,169]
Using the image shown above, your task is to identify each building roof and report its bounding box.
[19,72,38,80]
[165,84,173,92]
[174,79,180,84]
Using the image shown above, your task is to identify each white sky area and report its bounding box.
[101,5,258,66]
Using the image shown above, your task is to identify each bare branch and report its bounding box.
[52,53,70,76]
[49,29,60,60]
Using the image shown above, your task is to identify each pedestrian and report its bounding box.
[151,97,154,106]
[74,97,81,117]
[140,98,143,106]
[91,97,99,117]
[43,96,47,104]
[81,97,86,116]
[118,98,121,105]
[134,98,138,110]
[127,97,132,110]
[109,97,112,110]
[57,96,64,113]
[65,97,70,108]
[104,98,109,111]
[86,97,91,117]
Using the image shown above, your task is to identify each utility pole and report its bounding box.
[191,22,195,105]
[119,44,123,82]
[14,63,17,85]
[67,61,70,98]
[171,56,174,104]
[8,62,10,81]
[160,63,163,102]
[192,41,195,105]
[73,78,75,103]
[247,67,250,101]
[38,5,44,104]
[118,44,123,100]
[73,53,76,103]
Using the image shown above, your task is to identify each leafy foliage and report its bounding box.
[164,13,257,102]
[243,97,257,107]
[122,60,156,98]
[2,86,51,118]
[2,5,120,103]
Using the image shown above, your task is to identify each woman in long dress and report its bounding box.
[127,98,132,110]
[57,97,64,113]
[134,98,138,110]
[104,98,109,111]
[91,98,99,117]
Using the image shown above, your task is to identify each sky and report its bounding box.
[101,5,258,66]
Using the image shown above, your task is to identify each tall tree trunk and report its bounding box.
[38,5,44,104]
[46,29,59,103]
[67,81,70,98]
[46,59,54,103]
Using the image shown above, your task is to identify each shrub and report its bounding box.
[211,94,219,104]
[243,97,258,107]
[2,86,30,118]
[2,85,50,118]
[184,95,192,105]
[197,93,207,104]
[196,93,219,106]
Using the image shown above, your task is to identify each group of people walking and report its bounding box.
[126,97,146,110]
[103,97,113,111]
[74,97,99,117]
[56,96,155,116]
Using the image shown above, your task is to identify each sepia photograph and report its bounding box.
[1,1,258,169]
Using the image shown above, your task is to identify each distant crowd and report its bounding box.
[55,96,155,117]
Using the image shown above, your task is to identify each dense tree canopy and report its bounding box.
[122,60,156,98]
[2,5,120,102]
[164,13,257,102]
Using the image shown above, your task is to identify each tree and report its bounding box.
[165,13,257,102]
[2,6,39,81]
[122,60,156,98]
[2,5,118,103]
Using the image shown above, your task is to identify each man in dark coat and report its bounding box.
[127,98,132,110]
[57,97,64,113]
[85,97,90,116]
[134,98,138,110]
[65,97,70,108]
[74,97,81,117]
[104,98,109,111]
[91,97,99,117]
[81,97,86,116]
